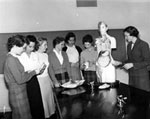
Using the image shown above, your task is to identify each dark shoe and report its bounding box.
[50,113,58,119]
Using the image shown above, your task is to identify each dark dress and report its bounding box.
[27,76,45,119]
[126,38,150,91]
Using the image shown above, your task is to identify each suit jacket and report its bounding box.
[48,50,71,83]
[126,38,150,91]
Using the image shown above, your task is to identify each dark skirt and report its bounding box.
[26,75,45,119]
[83,71,97,84]
[55,72,69,85]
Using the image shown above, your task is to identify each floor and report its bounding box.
[0,112,12,119]
[0,112,58,119]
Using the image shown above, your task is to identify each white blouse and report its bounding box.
[66,45,79,63]
[18,52,39,72]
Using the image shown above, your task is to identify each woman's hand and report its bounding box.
[80,63,86,70]
[54,80,60,88]
[81,62,89,70]
[35,68,41,75]
[123,63,133,70]
[113,60,122,66]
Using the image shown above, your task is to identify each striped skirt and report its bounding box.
[55,72,69,85]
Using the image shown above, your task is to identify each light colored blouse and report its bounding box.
[66,45,79,63]
[18,52,39,72]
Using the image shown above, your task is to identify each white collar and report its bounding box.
[53,49,61,55]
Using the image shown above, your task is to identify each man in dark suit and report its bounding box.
[122,26,150,91]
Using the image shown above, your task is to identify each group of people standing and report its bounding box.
[4,35,55,119]
[3,21,150,119]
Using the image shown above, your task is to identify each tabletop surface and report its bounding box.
[56,82,150,119]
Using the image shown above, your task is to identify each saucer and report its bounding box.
[99,83,110,89]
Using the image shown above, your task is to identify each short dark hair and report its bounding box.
[7,34,26,52]
[35,37,47,51]
[25,35,37,45]
[65,32,76,43]
[53,37,65,48]
[82,34,93,44]
[123,26,139,38]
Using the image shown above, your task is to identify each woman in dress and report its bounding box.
[95,21,121,87]
[48,36,72,87]
[18,35,45,119]
[63,32,82,81]
[4,35,41,119]
[35,37,56,119]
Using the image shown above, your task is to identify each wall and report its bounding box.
[0,0,150,45]
[0,0,149,80]
[0,74,11,112]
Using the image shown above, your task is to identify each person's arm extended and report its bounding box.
[8,57,36,84]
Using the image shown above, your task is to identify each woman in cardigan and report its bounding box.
[4,35,41,119]
[63,32,82,81]
[48,36,72,87]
